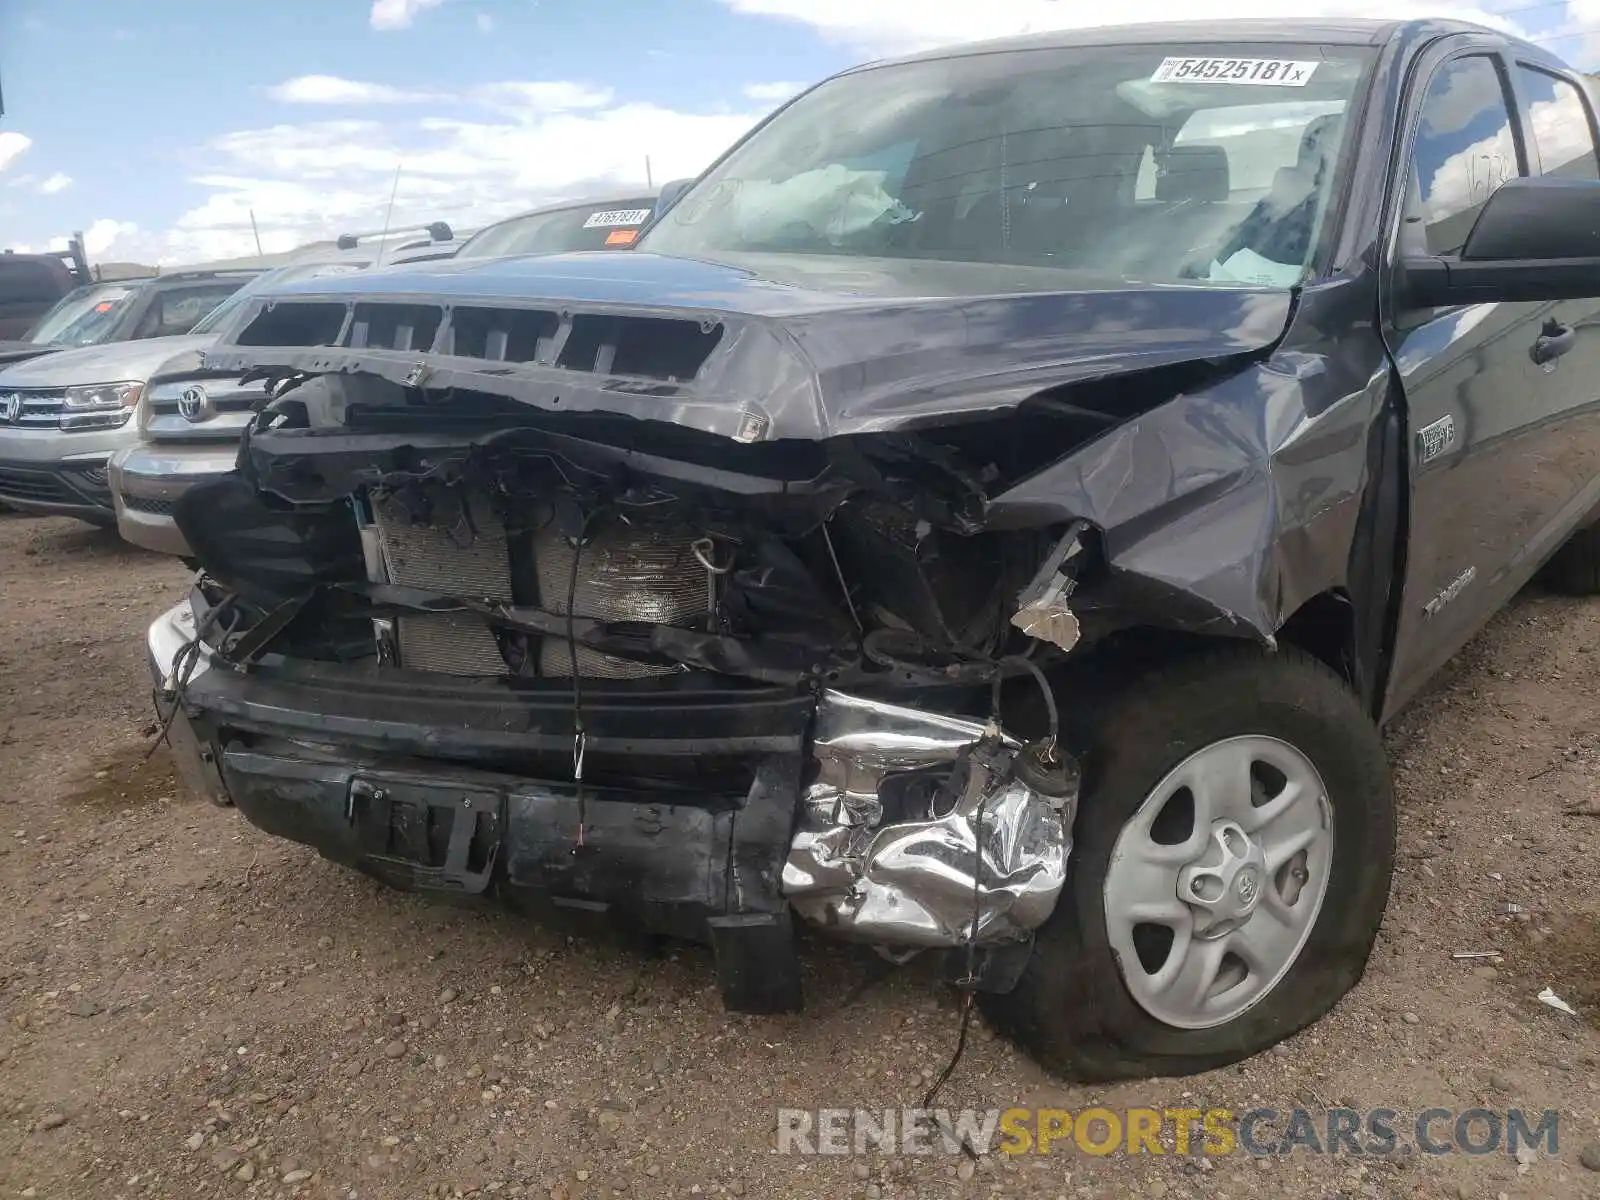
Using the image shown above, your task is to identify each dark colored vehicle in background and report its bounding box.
[455,192,659,258]
[0,255,77,340]
[0,235,95,361]
[148,19,1600,1082]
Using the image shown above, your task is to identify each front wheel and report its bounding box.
[981,646,1395,1082]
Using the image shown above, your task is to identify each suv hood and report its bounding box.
[203,251,1293,441]
[0,333,217,388]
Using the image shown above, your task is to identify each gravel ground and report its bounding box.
[1,511,1599,1200]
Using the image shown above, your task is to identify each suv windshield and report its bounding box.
[643,44,1372,288]
[25,281,140,346]
[458,198,657,259]
[190,259,370,336]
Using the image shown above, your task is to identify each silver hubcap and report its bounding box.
[1103,735,1334,1030]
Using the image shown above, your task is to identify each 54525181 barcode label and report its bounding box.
[1150,57,1319,86]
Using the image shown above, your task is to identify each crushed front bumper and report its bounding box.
[146,599,812,1011]
[147,596,1074,1010]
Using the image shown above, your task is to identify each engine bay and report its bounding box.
[172,370,1112,694]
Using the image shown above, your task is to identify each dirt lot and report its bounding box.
[1,511,1599,1200]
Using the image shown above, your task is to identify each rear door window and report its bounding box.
[1516,66,1600,181]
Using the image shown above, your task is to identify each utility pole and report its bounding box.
[249,210,264,258]
[645,155,654,188]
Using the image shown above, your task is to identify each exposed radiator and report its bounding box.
[534,516,707,678]
[369,492,707,679]
[372,493,513,675]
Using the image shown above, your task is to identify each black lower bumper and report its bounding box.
[0,460,114,523]
[169,658,815,1012]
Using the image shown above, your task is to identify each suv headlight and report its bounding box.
[60,381,142,431]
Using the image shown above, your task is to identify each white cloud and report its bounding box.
[0,132,33,174]
[470,82,615,116]
[268,75,443,104]
[39,173,72,194]
[82,218,140,258]
[717,0,1530,54]
[476,12,495,32]
[77,91,762,265]
[64,1,1590,267]
[743,81,806,103]
[370,0,445,30]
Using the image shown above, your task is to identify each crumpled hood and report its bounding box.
[203,251,1295,441]
[0,333,217,388]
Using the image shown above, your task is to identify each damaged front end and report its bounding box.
[148,260,1301,1011]
[785,691,1077,950]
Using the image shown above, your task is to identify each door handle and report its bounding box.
[1532,321,1577,366]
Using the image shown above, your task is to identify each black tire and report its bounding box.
[980,645,1395,1082]
[1542,524,1600,594]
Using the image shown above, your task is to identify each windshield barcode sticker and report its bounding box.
[1150,57,1319,86]
[582,208,653,228]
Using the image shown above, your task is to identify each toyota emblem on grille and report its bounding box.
[3,394,20,424]
[178,384,212,423]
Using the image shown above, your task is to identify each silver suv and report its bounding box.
[111,235,459,556]
[113,196,660,556]
[0,270,260,523]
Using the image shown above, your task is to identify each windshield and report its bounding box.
[458,197,657,259]
[189,259,370,335]
[25,282,139,346]
[642,44,1373,288]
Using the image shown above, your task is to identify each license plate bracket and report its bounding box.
[345,774,504,895]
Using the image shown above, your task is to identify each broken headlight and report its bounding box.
[60,381,142,431]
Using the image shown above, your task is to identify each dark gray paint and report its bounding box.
[194,18,1600,727]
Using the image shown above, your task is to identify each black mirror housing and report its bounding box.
[1462,176,1600,261]
[656,178,695,216]
[1402,177,1600,307]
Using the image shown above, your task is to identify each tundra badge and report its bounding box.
[1424,565,1477,618]
[1416,414,1457,465]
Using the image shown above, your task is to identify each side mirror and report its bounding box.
[655,178,695,216]
[1402,177,1600,307]
[425,221,454,243]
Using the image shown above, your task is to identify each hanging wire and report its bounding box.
[145,596,240,761]
[565,508,606,850]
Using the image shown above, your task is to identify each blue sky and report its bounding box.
[0,0,1591,264]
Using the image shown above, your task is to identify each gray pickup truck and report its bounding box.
[146,18,1600,1081]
